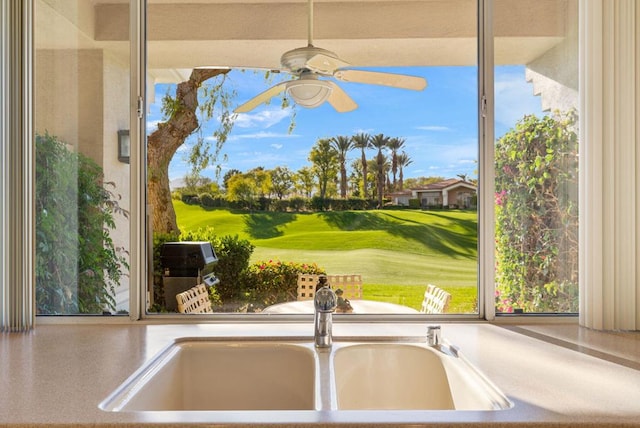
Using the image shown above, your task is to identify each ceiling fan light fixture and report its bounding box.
[285,79,333,108]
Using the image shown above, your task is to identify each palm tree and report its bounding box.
[329,135,354,198]
[396,151,412,191]
[370,133,389,208]
[387,137,406,191]
[369,154,391,206]
[351,133,371,199]
[349,159,363,196]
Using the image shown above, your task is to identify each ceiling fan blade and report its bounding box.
[234,82,287,113]
[306,53,351,75]
[334,70,427,91]
[327,82,357,113]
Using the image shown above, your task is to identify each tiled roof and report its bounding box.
[410,178,474,191]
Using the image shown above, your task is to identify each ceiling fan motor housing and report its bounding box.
[280,46,339,75]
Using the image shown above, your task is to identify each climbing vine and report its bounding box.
[494,111,579,313]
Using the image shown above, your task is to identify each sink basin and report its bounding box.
[101,335,510,415]
[100,339,318,411]
[332,343,512,410]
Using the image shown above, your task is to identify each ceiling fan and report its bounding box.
[233,0,428,113]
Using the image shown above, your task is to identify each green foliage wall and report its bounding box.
[494,112,579,313]
[35,133,129,314]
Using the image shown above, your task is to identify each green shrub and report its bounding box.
[179,226,217,243]
[329,198,348,211]
[272,199,290,212]
[258,196,271,211]
[198,193,215,207]
[181,193,199,205]
[494,111,579,313]
[245,260,325,307]
[288,197,307,212]
[346,197,368,210]
[35,133,129,314]
[207,285,223,308]
[310,196,328,211]
[211,234,255,303]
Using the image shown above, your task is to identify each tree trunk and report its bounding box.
[361,152,368,199]
[340,164,347,198]
[376,152,384,208]
[147,69,229,235]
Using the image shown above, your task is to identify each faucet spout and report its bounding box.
[314,285,337,348]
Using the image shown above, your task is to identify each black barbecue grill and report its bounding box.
[160,241,219,311]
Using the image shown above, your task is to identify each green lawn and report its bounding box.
[175,202,478,313]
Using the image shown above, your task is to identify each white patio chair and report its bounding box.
[420,284,451,314]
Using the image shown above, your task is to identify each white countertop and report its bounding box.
[1,321,639,427]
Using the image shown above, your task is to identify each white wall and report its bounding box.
[102,49,131,313]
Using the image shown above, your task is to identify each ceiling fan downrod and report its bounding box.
[307,0,314,47]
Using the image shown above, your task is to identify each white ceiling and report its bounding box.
[39,0,570,83]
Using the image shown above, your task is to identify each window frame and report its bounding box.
[137,0,489,322]
[2,0,582,325]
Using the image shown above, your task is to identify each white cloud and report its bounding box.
[352,127,375,135]
[495,69,544,130]
[457,159,476,165]
[234,107,292,129]
[175,144,190,154]
[146,120,162,132]
[415,125,451,132]
[270,143,283,150]
[237,151,264,158]
[230,151,293,169]
[401,134,477,179]
[225,131,299,141]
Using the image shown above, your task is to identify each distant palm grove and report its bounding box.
[173,132,474,211]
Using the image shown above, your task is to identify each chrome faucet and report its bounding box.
[314,285,337,348]
[426,325,459,358]
[426,325,442,346]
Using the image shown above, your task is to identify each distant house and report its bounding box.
[388,178,477,209]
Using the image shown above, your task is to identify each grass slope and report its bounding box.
[175,201,478,313]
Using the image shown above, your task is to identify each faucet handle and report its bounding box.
[426,325,442,346]
[314,286,337,312]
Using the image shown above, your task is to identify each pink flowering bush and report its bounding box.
[494,289,514,313]
[245,260,325,307]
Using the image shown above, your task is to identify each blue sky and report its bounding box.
[147,65,543,184]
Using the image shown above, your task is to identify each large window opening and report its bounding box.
[34,0,131,315]
[145,0,480,316]
[30,0,579,319]
[493,0,579,314]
